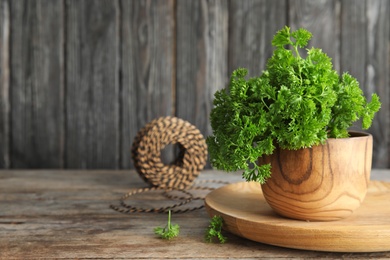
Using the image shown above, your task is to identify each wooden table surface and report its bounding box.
[1,169,390,259]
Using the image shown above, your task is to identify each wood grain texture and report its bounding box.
[120,0,175,169]
[205,180,390,252]
[0,0,10,168]
[228,0,287,77]
[176,0,228,137]
[288,0,341,72]
[65,0,120,168]
[259,132,372,221]
[0,0,388,170]
[1,169,389,258]
[364,0,390,168]
[340,0,366,88]
[9,0,64,168]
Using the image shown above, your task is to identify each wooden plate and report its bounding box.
[205,180,390,252]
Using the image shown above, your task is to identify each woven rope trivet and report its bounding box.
[110,117,229,214]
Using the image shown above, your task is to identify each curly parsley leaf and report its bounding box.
[271,26,292,48]
[363,94,381,129]
[154,210,180,240]
[207,26,381,184]
[291,28,312,48]
[205,215,227,244]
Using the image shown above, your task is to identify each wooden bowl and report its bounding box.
[259,132,373,221]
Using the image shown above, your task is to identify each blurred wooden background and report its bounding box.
[0,0,389,169]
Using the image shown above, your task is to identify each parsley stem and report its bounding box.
[293,45,303,85]
[293,45,301,59]
[167,210,172,230]
[261,98,269,110]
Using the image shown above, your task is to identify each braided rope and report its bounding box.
[110,117,229,214]
[132,117,208,189]
[121,188,192,212]
[110,180,231,214]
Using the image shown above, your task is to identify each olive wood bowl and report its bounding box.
[259,132,373,221]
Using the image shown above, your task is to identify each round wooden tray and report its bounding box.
[205,180,390,252]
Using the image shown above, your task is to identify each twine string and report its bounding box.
[110,117,229,214]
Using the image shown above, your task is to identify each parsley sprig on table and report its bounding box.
[205,215,227,244]
[207,26,381,184]
[154,210,180,240]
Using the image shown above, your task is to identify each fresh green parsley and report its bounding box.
[205,215,227,244]
[154,210,180,240]
[207,26,381,184]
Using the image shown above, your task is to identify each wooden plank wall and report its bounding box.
[0,0,389,169]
